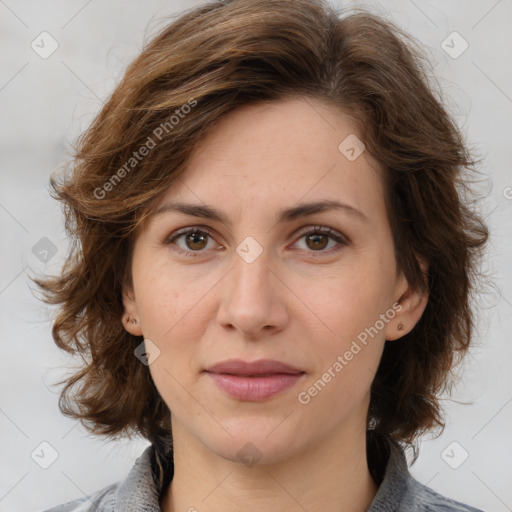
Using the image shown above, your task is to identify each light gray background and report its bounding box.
[1,0,511,510]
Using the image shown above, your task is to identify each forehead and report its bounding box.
[152,97,385,225]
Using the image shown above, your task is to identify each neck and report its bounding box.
[161,423,379,512]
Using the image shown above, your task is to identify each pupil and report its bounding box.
[308,234,327,250]
[187,232,206,250]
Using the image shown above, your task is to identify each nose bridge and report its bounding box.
[218,236,285,335]
[230,237,273,303]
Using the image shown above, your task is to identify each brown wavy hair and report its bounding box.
[35,0,488,463]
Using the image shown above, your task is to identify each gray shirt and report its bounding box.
[43,436,484,511]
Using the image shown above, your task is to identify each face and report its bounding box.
[123,96,427,465]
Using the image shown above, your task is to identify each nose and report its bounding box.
[216,244,289,338]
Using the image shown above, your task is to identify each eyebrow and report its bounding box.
[149,199,368,226]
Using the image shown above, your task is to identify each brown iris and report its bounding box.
[185,231,208,250]
[305,233,329,251]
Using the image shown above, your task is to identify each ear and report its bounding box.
[385,259,429,341]
[122,284,143,337]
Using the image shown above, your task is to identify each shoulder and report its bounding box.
[411,479,484,512]
[367,433,484,512]
[41,443,162,512]
[41,482,118,512]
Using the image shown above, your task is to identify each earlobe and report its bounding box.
[122,286,143,336]
[386,261,429,341]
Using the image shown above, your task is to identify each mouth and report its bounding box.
[204,358,304,376]
[204,359,305,401]
[205,372,305,401]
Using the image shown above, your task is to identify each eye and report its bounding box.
[164,225,348,257]
[292,225,348,255]
[165,227,220,257]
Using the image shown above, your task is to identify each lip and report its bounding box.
[204,359,305,401]
[206,373,305,401]
[204,358,304,376]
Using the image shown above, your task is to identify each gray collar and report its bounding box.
[101,434,480,512]
[112,434,412,511]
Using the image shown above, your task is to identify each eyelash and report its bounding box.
[164,225,348,258]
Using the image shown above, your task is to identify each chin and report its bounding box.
[201,421,302,467]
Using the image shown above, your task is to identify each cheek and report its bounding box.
[298,283,388,419]
[301,261,394,345]
[299,252,395,388]
[133,254,205,337]
[134,257,216,376]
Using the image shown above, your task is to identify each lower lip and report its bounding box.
[206,372,304,401]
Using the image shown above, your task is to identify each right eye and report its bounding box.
[165,227,221,257]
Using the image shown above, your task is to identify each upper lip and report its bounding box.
[205,358,304,376]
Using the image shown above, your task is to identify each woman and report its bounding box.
[38,0,488,510]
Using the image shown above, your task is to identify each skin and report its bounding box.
[122,96,428,512]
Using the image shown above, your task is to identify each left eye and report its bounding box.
[165,226,347,257]
[294,226,346,253]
